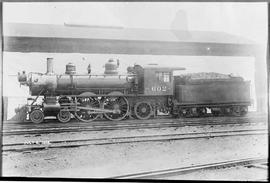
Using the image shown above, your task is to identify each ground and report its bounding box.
[2,122,268,180]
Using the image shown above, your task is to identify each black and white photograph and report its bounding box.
[1,1,268,181]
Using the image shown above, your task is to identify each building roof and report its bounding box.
[4,23,254,45]
[3,23,256,56]
[144,66,186,71]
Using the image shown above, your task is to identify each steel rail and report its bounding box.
[3,113,267,124]
[3,113,266,126]
[2,118,266,136]
[5,115,266,127]
[4,114,265,126]
[2,119,263,136]
[2,128,267,152]
[5,117,255,128]
[111,157,268,179]
[3,112,266,126]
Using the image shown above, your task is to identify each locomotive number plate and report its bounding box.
[151,86,167,92]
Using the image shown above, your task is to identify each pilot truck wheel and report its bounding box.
[29,109,44,123]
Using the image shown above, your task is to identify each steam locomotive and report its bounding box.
[17,58,251,123]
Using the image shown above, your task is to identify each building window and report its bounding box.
[156,72,171,82]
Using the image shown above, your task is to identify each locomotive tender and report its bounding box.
[17,58,251,123]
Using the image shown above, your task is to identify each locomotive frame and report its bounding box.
[18,58,251,123]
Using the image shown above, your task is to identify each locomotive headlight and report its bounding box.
[18,71,28,85]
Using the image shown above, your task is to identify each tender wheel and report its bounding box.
[57,110,71,123]
[103,96,129,121]
[222,107,233,116]
[75,97,100,122]
[181,108,192,118]
[212,110,220,117]
[29,109,44,123]
[198,107,207,117]
[240,106,248,116]
[232,106,241,116]
[178,108,186,117]
[134,102,152,120]
[213,107,225,116]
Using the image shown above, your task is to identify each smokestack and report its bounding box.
[46,58,54,74]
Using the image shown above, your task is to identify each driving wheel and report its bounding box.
[103,96,129,121]
[75,97,100,122]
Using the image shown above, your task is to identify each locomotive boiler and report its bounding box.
[17,58,251,123]
[19,58,135,96]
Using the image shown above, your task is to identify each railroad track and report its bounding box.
[2,119,265,136]
[2,128,267,153]
[111,157,268,179]
[2,114,267,136]
[4,112,266,127]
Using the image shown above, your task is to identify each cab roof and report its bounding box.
[143,65,185,72]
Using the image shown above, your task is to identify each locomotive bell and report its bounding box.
[104,59,119,75]
[65,62,76,75]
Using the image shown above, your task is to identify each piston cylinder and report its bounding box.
[43,96,60,116]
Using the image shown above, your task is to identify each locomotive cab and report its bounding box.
[142,66,185,96]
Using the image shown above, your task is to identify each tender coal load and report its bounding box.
[174,72,250,113]
[175,72,243,85]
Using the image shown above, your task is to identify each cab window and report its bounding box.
[156,72,171,83]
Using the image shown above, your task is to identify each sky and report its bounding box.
[2,2,268,118]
